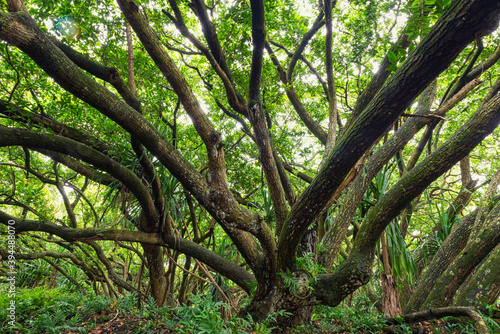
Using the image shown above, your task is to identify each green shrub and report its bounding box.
[312,294,386,333]
[174,294,258,334]
[0,287,85,334]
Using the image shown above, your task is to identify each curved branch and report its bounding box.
[321,77,482,269]
[50,38,141,111]
[0,7,277,280]
[0,161,56,185]
[344,33,410,134]
[86,240,137,293]
[467,43,500,81]
[387,307,490,334]
[52,36,167,233]
[282,162,313,183]
[0,9,210,206]
[269,40,329,99]
[0,126,158,224]
[65,180,100,227]
[115,1,266,242]
[190,0,232,79]
[442,38,484,103]
[190,0,245,116]
[286,13,325,81]
[39,150,114,185]
[265,43,327,144]
[0,99,112,154]
[0,211,255,293]
[1,249,79,261]
[0,199,40,216]
[345,89,500,290]
[163,1,247,115]
[311,89,500,307]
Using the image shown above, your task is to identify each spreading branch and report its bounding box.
[277,0,500,271]
[0,210,256,293]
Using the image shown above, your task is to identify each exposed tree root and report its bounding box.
[387,306,489,334]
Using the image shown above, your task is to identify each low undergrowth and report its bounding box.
[0,286,498,334]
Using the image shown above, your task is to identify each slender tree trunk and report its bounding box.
[178,255,192,305]
[141,243,167,305]
[381,232,402,316]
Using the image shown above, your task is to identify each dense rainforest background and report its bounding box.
[1,0,500,332]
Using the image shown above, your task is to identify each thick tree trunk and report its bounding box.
[420,201,500,309]
[404,210,478,312]
[453,244,500,310]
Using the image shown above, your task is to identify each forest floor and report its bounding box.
[67,308,490,334]
[3,288,498,333]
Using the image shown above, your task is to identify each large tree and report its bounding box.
[1,0,500,328]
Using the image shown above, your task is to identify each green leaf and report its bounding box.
[387,50,398,64]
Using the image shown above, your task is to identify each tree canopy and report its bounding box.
[1,0,500,330]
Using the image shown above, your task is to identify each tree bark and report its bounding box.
[421,200,500,309]
[453,244,500,310]
[0,210,255,293]
[381,274,403,317]
[278,0,500,272]
[0,7,275,294]
[387,307,490,334]
[404,210,478,312]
